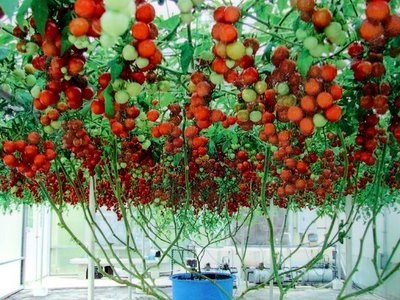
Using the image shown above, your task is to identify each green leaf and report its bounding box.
[16,0,32,28]
[208,140,216,156]
[179,41,194,74]
[159,93,175,107]
[157,15,180,31]
[173,152,183,166]
[103,85,114,118]
[108,59,124,80]
[0,0,18,19]
[255,1,272,21]
[15,90,32,106]
[61,27,73,55]
[31,0,49,37]
[0,47,8,61]
[297,49,313,77]
[278,0,287,13]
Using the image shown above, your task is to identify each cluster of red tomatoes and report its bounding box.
[62,120,102,175]
[2,132,56,178]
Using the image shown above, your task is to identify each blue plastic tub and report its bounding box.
[171,272,234,300]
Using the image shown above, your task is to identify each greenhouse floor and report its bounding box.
[8,276,385,300]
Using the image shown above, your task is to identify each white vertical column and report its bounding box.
[88,176,95,300]
[33,205,48,297]
[345,195,352,294]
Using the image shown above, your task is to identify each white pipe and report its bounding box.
[88,176,96,300]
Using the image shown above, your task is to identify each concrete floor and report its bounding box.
[5,275,385,300]
[8,282,384,300]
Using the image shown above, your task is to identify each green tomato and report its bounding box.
[115,90,130,104]
[309,44,325,58]
[295,28,307,41]
[210,72,224,85]
[276,82,290,96]
[249,110,262,123]
[225,59,235,69]
[303,36,318,50]
[255,81,268,94]
[177,0,193,13]
[30,85,41,98]
[313,113,327,128]
[104,0,131,12]
[242,88,257,102]
[1,83,12,94]
[331,31,346,46]
[100,33,118,48]
[181,13,194,24]
[122,44,138,61]
[50,120,62,130]
[142,139,151,150]
[112,79,124,90]
[226,41,246,60]
[74,36,90,49]
[24,63,36,74]
[25,74,37,87]
[101,11,129,37]
[245,47,253,56]
[324,22,342,39]
[44,125,55,134]
[126,82,142,97]
[136,57,149,69]
[25,42,39,55]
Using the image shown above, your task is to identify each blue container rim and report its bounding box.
[170,272,235,282]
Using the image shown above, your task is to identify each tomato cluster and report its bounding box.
[350,0,399,165]
[2,132,56,178]
[69,0,104,37]
[24,16,95,133]
[62,120,102,175]
[151,104,184,154]
[129,2,163,71]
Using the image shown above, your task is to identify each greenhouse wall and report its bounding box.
[351,206,400,300]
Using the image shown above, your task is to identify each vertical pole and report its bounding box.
[287,210,293,246]
[337,241,341,280]
[269,199,274,300]
[345,195,352,294]
[88,176,95,300]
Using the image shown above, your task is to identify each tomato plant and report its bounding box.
[0,0,399,298]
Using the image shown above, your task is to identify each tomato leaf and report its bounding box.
[159,92,175,108]
[255,1,272,21]
[157,15,180,31]
[31,0,49,37]
[0,47,8,61]
[103,85,114,118]
[278,0,287,13]
[208,140,216,156]
[108,59,124,80]
[180,41,194,74]
[16,0,32,28]
[61,27,73,55]
[297,49,313,77]
[0,0,18,19]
